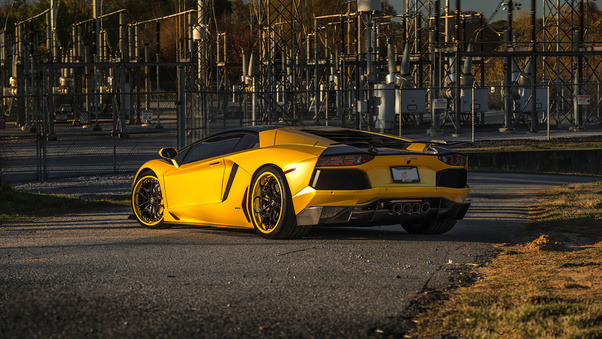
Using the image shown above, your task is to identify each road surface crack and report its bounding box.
[277,246,320,256]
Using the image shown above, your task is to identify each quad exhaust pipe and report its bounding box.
[390,201,430,215]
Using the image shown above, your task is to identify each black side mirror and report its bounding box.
[159,147,178,160]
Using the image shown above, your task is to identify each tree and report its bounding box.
[216,0,257,75]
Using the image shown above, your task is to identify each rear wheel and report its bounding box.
[132,171,169,229]
[249,166,306,239]
[402,219,456,235]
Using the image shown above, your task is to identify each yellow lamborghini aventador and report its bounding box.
[131,126,470,239]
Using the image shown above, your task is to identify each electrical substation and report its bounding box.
[1,0,601,182]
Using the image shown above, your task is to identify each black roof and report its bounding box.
[211,125,279,135]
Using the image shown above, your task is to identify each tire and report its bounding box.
[288,224,313,239]
[298,225,313,238]
[131,171,170,229]
[249,166,302,239]
[402,219,456,235]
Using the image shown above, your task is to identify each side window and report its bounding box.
[233,133,259,152]
[181,134,242,165]
[175,147,190,165]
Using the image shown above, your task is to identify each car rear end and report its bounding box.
[293,129,470,228]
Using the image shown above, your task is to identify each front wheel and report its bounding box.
[402,219,456,235]
[249,166,308,239]
[132,172,169,229]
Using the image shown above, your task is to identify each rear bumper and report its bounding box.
[296,197,470,226]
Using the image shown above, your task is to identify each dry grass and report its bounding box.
[452,137,602,152]
[526,182,602,242]
[0,184,129,221]
[409,182,602,339]
[458,142,602,152]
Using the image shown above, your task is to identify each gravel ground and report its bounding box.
[11,173,134,200]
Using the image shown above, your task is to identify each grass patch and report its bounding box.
[524,182,602,243]
[452,137,602,152]
[409,182,602,338]
[0,184,129,221]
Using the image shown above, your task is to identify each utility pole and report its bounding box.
[530,0,537,132]
[501,0,514,132]
[92,0,101,131]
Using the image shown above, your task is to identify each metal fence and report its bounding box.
[1,62,183,184]
[1,112,178,184]
[2,61,602,184]
[183,82,602,136]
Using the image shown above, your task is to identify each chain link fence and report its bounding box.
[1,62,181,184]
[2,61,602,184]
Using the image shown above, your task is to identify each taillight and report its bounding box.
[438,154,467,167]
[316,154,374,167]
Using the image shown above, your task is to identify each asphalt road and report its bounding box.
[0,172,598,338]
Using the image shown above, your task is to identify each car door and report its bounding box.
[163,133,244,223]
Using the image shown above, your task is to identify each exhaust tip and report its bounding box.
[412,203,421,214]
[402,203,412,214]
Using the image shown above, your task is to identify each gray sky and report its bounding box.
[386,0,535,23]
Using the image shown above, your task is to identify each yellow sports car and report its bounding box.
[131,126,470,239]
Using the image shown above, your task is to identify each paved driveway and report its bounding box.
[0,172,597,338]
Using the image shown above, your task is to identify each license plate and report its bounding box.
[391,167,420,183]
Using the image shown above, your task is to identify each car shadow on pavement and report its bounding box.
[168,221,509,244]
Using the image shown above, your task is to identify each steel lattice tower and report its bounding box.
[252,0,308,124]
[404,0,434,87]
[542,0,601,126]
[197,0,215,91]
